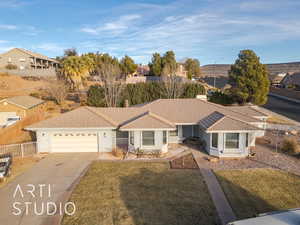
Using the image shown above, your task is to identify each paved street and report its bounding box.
[263,95,300,123]
[0,153,96,225]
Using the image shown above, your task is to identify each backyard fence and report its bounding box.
[0,142,37,158]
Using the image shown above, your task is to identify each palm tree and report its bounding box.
[61,56,90,90]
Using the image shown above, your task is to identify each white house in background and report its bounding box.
[26,99,268,158]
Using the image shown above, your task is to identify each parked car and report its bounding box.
[228,208,300,225]
[3,116,20,128]
[0,154,12,179]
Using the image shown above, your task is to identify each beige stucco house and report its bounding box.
[0,96,45,126]
[26,99,268,158]
[0,48,59,70]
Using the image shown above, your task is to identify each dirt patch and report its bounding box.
[0,156,40,188]
[170,153,199,169]
[0,74,47,98]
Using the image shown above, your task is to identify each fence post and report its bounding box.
[21,144,24,158]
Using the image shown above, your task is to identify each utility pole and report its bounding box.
[213,61,216,88]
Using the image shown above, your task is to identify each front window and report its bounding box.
[225,133,239,149]
[129,131,134,145]
[163,131,167,144]
[211,133,218,148]
[142,131,155,146]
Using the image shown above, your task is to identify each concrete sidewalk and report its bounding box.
[0,153,96,225]
[200,168,236,225]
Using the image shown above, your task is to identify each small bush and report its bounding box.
[5,64,17,70]
[29,92,41,98]
[112,148,124,158]
[281,137,299,155]
[22,76,40,81]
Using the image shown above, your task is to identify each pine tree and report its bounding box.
[229,50,270,105]
[149,53,162,76]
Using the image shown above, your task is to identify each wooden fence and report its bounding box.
[0,142,37,157]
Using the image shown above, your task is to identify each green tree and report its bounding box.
[181,83,205,98]
[120,55,137,77]
[64,48,78,57]
[149,53,162,76]
[229,50,270,105]
[87,85,106,107]
[60,56,90,90]
[162,51,177,76]
[184,58,201,79]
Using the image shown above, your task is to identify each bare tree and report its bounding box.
[96,62,124,107]
[161,64,183,98]
[46,81,69,105]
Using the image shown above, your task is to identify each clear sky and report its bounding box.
[0,0,299,65]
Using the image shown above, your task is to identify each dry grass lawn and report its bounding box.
[62,161,219,225]
[0,156,40,188]
[215,169,300,219]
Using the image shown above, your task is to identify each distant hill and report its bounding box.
[201,62,300,89]
[201,62,300,77]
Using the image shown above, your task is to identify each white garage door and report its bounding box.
[51,132,98,152]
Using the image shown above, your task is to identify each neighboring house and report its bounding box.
[270,73,287,86]
[0,48,60,70]
[136,65,150,76]
[176,63,188,77]
[0,96,45,127]
[281,72,300,88]
[26,99,268,158]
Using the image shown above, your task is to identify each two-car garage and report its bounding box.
[36,130,114,153]
[50,132,99,152]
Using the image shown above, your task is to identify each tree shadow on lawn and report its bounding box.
[215,169,300,222]
[119,167,219,225]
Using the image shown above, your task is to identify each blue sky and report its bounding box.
[0,0,299,65]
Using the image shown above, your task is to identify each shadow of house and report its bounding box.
[119,167,219,225]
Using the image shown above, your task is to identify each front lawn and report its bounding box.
[62,161,219,225]
[215,169,300,219]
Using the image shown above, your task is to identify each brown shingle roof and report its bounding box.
[1,96,44,109]
[199,111,262,132]
[27,99,263,131]
[120,111,175,130]
[26,107,116,129]
[139,99,260,123]
[227,106,268,117]
[15,48,59,63]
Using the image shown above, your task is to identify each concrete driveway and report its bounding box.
[0,153,97,225]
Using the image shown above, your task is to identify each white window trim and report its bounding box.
[129,131,134,146]
[163,131,168,145]
[210,133,219,149]
[224,133,240,150]
[141,131,155,148]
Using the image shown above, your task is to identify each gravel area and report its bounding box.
[192,144,300,176]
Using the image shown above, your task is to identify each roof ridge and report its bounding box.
[249,106,269,117]
[210,114,263,131]
[140,99,161,108]
[85,107,118,127]
[147,111,174,126]
[200,99,261,122]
